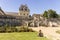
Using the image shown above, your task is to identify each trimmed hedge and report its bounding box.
[0,26,35,33]
[16,26,35,32]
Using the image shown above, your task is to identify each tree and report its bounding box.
[48,9,58,18]
[43,9,59,18]
[43,11,48,18]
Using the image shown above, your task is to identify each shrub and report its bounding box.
[16,26,35,32]
[0,27,6,33]
[28,28,35,32]
[5,27,12,33]
[56,30,60,34]
[0,26,35,33]
[0,27,17,33]
[11,27,17,32]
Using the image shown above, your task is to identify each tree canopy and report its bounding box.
[43,9,59,18]
[43,11,48,18]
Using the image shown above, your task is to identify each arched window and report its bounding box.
[25,8,27,11]
[21,8,23,11]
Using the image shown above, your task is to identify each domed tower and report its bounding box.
[19,4,30,16]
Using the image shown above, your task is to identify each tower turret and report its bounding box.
[19,4,30,16]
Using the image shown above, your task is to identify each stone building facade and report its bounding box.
[0,4,60,27]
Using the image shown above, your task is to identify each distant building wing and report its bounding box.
[0,7,6,15]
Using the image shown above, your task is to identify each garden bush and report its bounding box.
[16,26,35,32]
[56,30,60,34]
[0,27,6,33]
[0,26,35,33]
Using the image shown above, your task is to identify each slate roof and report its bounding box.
[5,12,19,16]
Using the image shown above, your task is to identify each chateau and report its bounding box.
[0,4,60,27]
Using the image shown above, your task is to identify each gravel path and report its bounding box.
[30,27,60,40]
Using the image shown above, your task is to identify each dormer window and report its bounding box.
[25,8,27,11]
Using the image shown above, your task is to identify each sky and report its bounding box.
[0,0,60,15]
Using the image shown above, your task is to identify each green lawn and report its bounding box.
[0,32,48,40]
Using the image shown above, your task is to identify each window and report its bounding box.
[21,8,23,11]
[24,14,25,15]
[27,14,28,15]
[25,9,27,11]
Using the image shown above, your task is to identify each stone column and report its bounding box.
[27,22,28,27]
[26,21,28,27]
[32,21,34,27]
[37,22,39,27]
